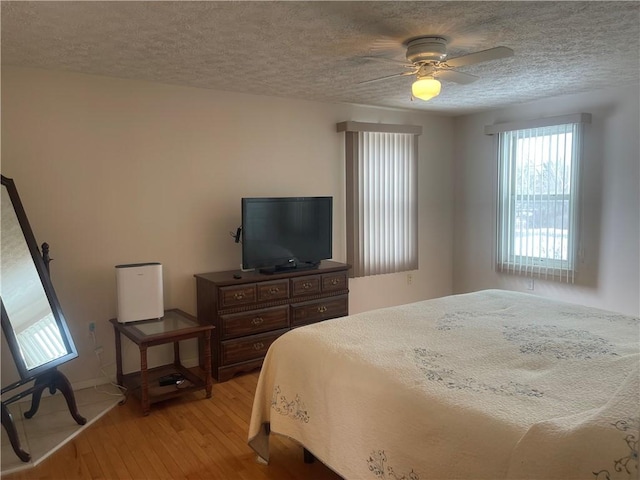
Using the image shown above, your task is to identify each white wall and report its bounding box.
[453,84,640,316]
[1,66,454,387]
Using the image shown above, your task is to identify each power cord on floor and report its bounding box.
[90,327,127,397]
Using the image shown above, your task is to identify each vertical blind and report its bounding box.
[16,313,67,370]
[338,122,421,278]
[490,115,589,283]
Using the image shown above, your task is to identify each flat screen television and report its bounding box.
[241,196,332,274]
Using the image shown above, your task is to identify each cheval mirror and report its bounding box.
[1,174,86,462]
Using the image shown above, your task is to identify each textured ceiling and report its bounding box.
[2,1,639,115]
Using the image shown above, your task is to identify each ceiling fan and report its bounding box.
[360,36,514,101]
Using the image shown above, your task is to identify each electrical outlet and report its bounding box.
[526,278,535,291]
[88,322,96,333]
[407,273,413,285]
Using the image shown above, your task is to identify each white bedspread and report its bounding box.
[248,290,639,480]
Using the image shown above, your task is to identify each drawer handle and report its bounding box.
[302,282,313,289]
[317,305,328,313]
[330,278,340,286]
[253,342,265,350]
[268,287,280,295]
[251,317,264,326]
[233,292,245,300]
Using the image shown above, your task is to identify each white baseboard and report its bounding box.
[70,356,200,392]
[10,356,199,404]
[71,376,114,391]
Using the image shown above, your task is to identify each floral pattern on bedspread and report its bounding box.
[593,418,639,480]
[435,310,515,331]
[502,324,619,359]
[413,348,544,397]
[271,385,309,423]
[560,310,640,328]
[367,450,420,480]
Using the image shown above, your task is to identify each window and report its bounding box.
[16,313,67,370]
[486,114,591,282]
[337,121,422,278]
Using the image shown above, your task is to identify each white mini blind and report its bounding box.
[338,122,421,278]
[490,115,590,282]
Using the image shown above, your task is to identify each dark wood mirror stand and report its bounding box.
[1,175,86,462]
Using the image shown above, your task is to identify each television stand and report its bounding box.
[259,261,319,275]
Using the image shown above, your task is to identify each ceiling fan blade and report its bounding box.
[437,69,479,85]
[444,46,514,68]
[358,71,415,85]
[361,56,413,69]
[369,37,406,54]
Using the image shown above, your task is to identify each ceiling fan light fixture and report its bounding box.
[412,77,441,101]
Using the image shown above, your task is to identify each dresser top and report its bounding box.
[194,260,350,286]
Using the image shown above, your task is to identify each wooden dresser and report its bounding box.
[195,260,350,382]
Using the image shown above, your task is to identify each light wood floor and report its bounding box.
[4,372,343,480]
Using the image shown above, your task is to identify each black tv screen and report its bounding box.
[241,197,332,272]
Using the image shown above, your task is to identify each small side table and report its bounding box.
[110,309,213,415]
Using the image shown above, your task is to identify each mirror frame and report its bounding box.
[1,175,78,380]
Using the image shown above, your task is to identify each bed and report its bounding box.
[248,289,639,480]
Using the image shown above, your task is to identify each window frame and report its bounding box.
[486,114,591,282]
[337,121,422,278]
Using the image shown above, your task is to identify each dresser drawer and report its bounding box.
[220,329,288,365]
[196,262,350,382]
[220,306,289,339]
[257,280,289,302]
[291,275,321,297]
[291,295,348,327]
[219,284,256,308]
[322,272,348,292]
